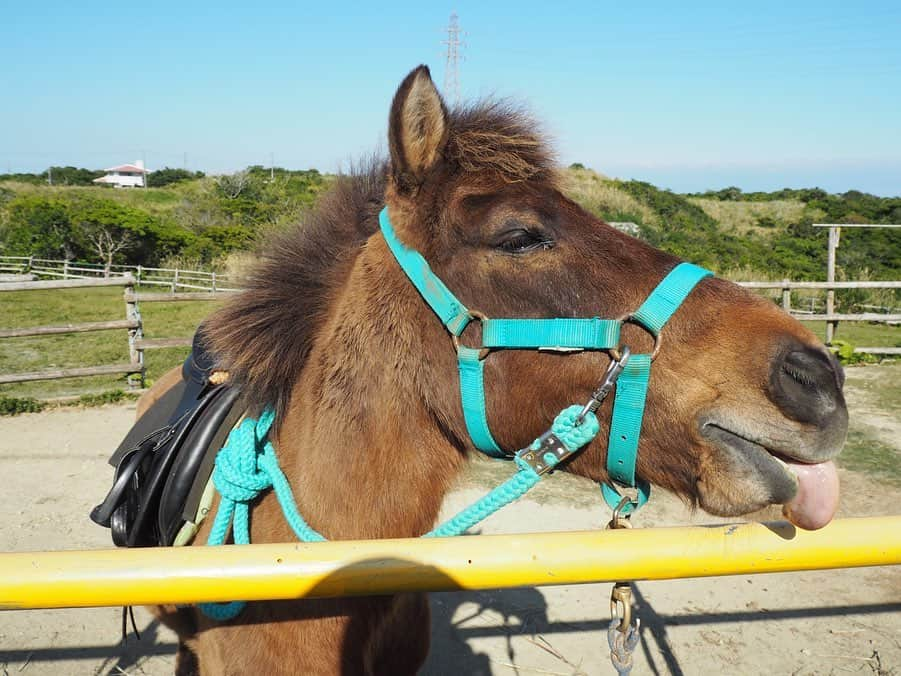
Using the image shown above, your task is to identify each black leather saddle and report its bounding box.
[91,330,243,547]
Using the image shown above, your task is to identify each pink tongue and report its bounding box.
[781,460,839,530]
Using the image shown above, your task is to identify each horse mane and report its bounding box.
[203,101,555,418]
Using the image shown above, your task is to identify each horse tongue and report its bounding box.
[781,460,839,530]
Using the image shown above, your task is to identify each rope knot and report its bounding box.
[552,405,600,451]
[212,416,274,503]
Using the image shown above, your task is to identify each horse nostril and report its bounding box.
[770,344,843,425]
[783,350,826,388]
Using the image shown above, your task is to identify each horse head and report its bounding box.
[379,66,847,529]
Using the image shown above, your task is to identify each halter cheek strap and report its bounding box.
[602,262,712,512]
[378,207,711,510]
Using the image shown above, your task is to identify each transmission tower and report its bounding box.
[442,12,463,105]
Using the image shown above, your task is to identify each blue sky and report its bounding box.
[2,1,899,195]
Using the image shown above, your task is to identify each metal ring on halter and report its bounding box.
[451,310,491,360]
[610,313,663,362]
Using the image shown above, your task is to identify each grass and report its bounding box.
[2,180,191,216]
[800,320,901,349]
[563,167,660,226]
[0,286,220,399]
[688,197,813,236]
[837,362,900,485]
[840,429,901,485]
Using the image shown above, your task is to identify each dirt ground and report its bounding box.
[1,378,900,676]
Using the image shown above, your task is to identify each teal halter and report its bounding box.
[196,207,712,621]
[379,207,712,510]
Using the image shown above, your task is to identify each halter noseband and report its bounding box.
[379,207,711,511]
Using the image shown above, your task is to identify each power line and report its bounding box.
[442,12,464,106]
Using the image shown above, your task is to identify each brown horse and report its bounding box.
[140,65,847,674]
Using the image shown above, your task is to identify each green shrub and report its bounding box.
[76,390,139,406]
[829,340,878,365]
[0,396,45,416]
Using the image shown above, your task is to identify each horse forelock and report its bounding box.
[447,101,557,183]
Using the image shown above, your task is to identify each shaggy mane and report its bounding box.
[203,102,555,418]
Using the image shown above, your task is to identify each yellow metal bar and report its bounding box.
[2,517,900,611]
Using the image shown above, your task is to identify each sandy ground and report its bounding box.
[1,403,900,676]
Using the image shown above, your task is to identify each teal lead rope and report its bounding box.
[426,405,599,537]
[198,403,600,620]
[198,410,325,621]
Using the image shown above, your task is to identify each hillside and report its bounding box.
[0,166,331,268]
[564,166,901,281]
[1,165,899,284]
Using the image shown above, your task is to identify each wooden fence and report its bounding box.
[0,275,239,391]
[0,271,897,395]
[0,276,144,387]
[0,255,241,292]
[736,280,901,355]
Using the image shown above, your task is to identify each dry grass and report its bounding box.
[689,198,815,236]
[561,167,660,226]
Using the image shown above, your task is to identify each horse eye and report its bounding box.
[495,229,554,254]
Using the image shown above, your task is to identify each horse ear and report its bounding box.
[388,65,449,189]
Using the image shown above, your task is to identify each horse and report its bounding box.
[135,65,847,674]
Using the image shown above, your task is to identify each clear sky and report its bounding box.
[2,1,899,195]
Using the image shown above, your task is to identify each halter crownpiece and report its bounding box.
[378,207,712,512]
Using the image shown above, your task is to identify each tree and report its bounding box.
[147,167,204,188]
[0,196,77,258]
[215,170,255,199]
[84,225,135,276]
[42,166,104,186]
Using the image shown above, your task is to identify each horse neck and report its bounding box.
[272,237,466,540]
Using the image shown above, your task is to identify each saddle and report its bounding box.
[90,331,243,547]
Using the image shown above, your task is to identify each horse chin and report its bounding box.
[694,418,841,530]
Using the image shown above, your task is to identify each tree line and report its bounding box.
[1,165,899,283]
[0,167,329,267]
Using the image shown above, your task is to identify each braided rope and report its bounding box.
[427,405,599,538]
[199,404,599,619]
[198,409,323,620]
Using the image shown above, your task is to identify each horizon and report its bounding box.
[4,162,897,200]
[2,1,900,197]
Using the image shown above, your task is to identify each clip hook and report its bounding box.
[575,347,631,425]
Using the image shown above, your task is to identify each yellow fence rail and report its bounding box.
[2,517,900,611]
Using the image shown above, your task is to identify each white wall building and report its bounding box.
[92,160,149,188]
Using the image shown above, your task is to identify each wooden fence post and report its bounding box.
[781,279,791,312]
[171,267,179,292]
[211,271,217,293]
[63,260,69,279]
[124,275,145,388]
[826,227,839,343]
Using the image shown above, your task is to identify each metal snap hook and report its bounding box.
[609,581,633,632]
[575,347,631,426]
